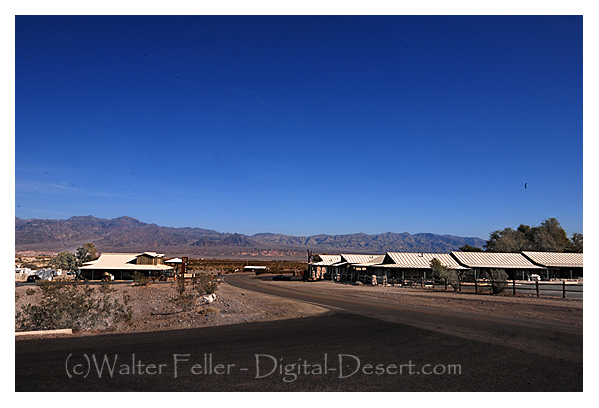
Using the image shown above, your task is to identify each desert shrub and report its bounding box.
[25,288,37,296]
[15,280,133,332]
[484,269,509,294]
[194,272,219,295]
[133,271,149,286]
[173,276,186,295]
[431,258,459,291]
[171,292,198,312]
[171,273,219,312]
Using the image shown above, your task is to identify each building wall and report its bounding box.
[137,254,160,265]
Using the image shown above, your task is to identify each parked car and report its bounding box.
[26,274,41,282]
[272,275,291,281]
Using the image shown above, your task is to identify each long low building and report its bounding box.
[450,251,546,280]
[308,250,582,282]
[78,252,174,280]
[368,252,470,282]
[521,251,583,279]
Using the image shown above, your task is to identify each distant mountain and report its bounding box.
[15,216,486,260]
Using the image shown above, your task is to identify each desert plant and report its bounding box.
[194,273,219,295]
[170,292,198,312]
[15,280,133,332]
[133,271,149,286]
[484,269,509,294]
[431,258,460,291]
[173,276,187,296]
[170,273,219,312]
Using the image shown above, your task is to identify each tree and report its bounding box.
[485,218,579,253]
[530,218,571,252]
[50,252,79,272]
[569,232,583,253]
[76,243,97,265]
[485,227,527,252]
[458,244,483,252]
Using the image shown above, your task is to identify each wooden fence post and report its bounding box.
[563,280,567,299]
[512,279,516,296]
[536,280,539,297]
[475,280,478,294]
[444,277,448,291]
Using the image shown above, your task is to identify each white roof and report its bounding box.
[450,252,544,269]
[137,252,164,258]
[311,255,342,266]
[79,253,173,271]
[383,252,469,270]
[354,254,387,266]
[521,252,583,268]
[165,258,183,263]
[341,254,380,264]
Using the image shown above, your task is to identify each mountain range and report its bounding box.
[15,215,486,260]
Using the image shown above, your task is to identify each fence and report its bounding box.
[375,276,583,299]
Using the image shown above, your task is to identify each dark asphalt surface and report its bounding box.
[15,274,583,392]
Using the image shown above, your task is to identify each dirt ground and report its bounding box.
[14,279,328,338]
[15,274,582,339]
[263,278,583,327]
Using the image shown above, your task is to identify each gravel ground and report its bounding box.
[262,278,583,327]
[15,275,582,339]
[14,279,328,338]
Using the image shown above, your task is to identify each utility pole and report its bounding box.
[305,249,312,281]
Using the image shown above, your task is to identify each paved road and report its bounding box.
[224,274,582,358]
[15,274,582,391]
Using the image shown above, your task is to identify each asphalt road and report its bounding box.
[15,274,583,392]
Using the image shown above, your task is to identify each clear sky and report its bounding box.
[14,14,583,240]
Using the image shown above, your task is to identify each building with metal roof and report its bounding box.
[385,252,469,270]
[450,251,545,280]
[352,252,469,283]
[79,252,174,280]
[306,250,582,283]
[312,255,342,265]
[307,254,380,281]
[521,252,583,279]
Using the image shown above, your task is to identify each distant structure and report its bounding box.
[78,252,174,280]
[242,266,268,272]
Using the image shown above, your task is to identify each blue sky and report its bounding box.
[14,15,583,239]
